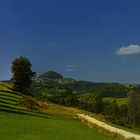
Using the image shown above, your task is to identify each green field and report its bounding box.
[103,97,128,105]
[0,111,111,140]
[0,86,111,140]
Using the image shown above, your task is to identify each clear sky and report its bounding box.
[1,0,140,83]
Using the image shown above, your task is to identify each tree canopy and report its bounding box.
[11,56,35,95]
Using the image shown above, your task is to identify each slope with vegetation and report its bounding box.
[1,57,140,140]
[0,83,111,140]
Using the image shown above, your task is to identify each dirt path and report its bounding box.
[76,114,140,140]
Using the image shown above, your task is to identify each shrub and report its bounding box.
[19,96,40,110]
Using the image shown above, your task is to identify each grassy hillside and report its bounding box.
[0,85,111,140]
[78,92,128,106]
[35,72,131,97]
[0,111,111,140]
[103,97,128,105]
[0,82,12,91]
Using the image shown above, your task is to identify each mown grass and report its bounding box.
[0,82,12,91]
[103,97,128,105]
[0,85,111,140]
[0,111,111,140]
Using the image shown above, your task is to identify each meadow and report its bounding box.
[0,85,111,140]
[103,97,128,105]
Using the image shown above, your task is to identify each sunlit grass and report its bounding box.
[103,97,128,105]
[0,82,12,91]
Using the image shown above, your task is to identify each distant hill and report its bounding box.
[4,70,139,98]
[38,71,63,80]
[32,71,138,98]
[33,71,98,94]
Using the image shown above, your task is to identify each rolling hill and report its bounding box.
[33,71,135,98]
[0,82,111,140]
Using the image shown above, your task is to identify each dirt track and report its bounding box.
[76,114,140,140]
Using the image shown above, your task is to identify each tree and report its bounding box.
[127,91,138,127]
[87,93,104,113]
[11,56,35,95]
[93,93,104,113]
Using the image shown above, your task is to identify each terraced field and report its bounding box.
[0,85,111,140]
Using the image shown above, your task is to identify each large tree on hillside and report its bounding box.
[11,56,36,95]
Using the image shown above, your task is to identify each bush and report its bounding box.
[19,96,41,110]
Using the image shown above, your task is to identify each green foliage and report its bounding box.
[104,100,119,115]
[64,81,98,94]
[34,74,131,98]
[135,110,140,126]
[48,89,79,107]
[11,56,35,95]
[19,96,41,110]
[127,91,137,127]
[78,93,129,127]
[91,94,104,113]
[79,93,104,114]
[78,90,140,129]
[127,91,140,128]
[95,83,129,97]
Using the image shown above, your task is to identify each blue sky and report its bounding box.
[1,0,140,83]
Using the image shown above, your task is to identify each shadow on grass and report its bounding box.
[0,90,55,119]
[0,99,18,106]
[0,104,51,119]
[0,108,51,119]
[0,93,21,101]
[0,90,22,96]
[0,96,19,102]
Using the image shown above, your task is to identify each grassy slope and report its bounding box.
[0,111,111,140]
[79,92,128,106]
[103,97,128,105]
[0,84,111,140]
[0,82,12,91]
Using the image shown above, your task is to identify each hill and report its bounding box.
[33,71,135,99]
[0,83,111,140]
[7,71,140,98]
[38,71,63,79]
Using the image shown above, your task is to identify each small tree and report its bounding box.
[11,56,35,95]
[94,94,104,113]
